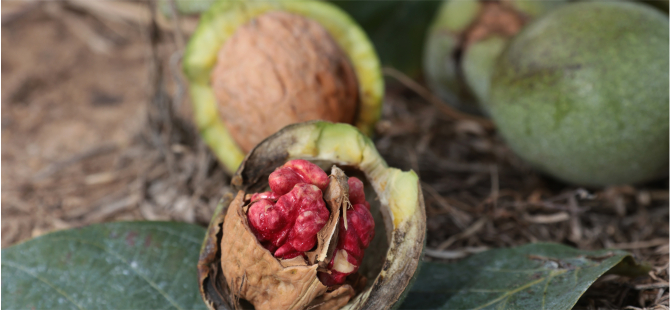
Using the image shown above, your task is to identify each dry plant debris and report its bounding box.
[1,2,667,309]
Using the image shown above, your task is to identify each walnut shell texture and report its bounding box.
[211,11,359,152]
[197,121,426,310]
[220,191,354,310]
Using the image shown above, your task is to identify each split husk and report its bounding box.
[197,121,426,310]
[183,0,384,173]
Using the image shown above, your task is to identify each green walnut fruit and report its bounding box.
[183,0,383,174]
[487,1,669,186]
[198,121,426,310]
[423,0,566,114]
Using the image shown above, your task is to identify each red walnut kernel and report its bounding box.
[318,177,375,286]
[347,177,370,210]
[269,159,330,195]
[248,191,280,203]
[318,203,375,286]
[220,192,355,310]
[248,183,330,259]
[246,160,375,292]
[211,11,359,152]
[248,159,331,258]
[247,198,287,253]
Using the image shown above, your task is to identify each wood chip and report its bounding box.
[635,282,670,290]
[140,202,170,221]
[84,171,118,186]
[523,212,570,224]
[425,246,489,259]
[83,194,141,223]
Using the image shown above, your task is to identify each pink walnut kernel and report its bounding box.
[347,177,370,210]
[247,160,331,259]
[269,159,329,195]
[248,191,280,203]
[247,160,376,287]
[318,177,376,286]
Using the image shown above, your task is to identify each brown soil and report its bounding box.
[2,2,668,309]
[2,1,148,241]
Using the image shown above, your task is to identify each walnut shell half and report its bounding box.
[197,121,426,310]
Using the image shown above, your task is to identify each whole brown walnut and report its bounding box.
[211,11,359,152]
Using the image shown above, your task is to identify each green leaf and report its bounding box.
[402,243,649,310]
[2,221,208,310]
[330,1,441,77]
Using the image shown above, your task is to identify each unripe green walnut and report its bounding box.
[487,1,669,186]
[423,0,566,114]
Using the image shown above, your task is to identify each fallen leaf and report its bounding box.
[402,243,649,310]
[2,221,207,310]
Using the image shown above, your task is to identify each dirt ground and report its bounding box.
[2,2,668,309]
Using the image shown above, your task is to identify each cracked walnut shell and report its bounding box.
[197,121,426,310]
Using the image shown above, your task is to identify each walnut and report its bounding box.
[197,121,427,310]
[211,11,359,152]
[220,188,355,310]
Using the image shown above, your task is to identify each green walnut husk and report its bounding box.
[423,0,566,115]
[487,1,669,186]
[183,0,383,174]
[197,121,426,310]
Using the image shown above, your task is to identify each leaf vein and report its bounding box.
[542,269,568,310]
[497,295,509,310]
[483,267,556,273]
[2,260,86,310]
[472,277,546,310]
[48,236,186,310]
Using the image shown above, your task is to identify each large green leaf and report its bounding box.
[331,1,441,77]
[402,243,648,310]
[2,221,207,310]
[2,224,648,310]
